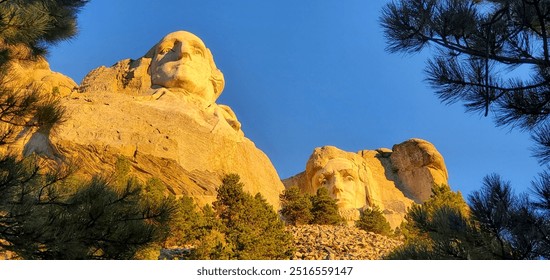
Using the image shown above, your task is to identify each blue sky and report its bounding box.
[48,0,541,199]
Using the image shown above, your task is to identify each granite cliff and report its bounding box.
[9,31,285,208]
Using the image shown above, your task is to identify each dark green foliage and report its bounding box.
[193,174,294,260]
[1,176,180,259]
[0,156,66,255]
[310,187,344,225]
[387,184,482,259]
[355,206,392,236]
[139,177,205,252]
[1,1,89,245]
[399,184,470,242]
[0,0,185,258]
[0,0,87,134]
[381,0,550,260]
[190,205,233,260]
[389,205,484,260]
[0,0,89,61]
[278,186,344,226]
[410,184,471,229]
[468,174,548,259]
[164,195,204,248]
[381,0,550,132]
[388,180,550,259]
[279,185,313,225]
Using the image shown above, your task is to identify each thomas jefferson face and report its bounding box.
[149,31,216,102]
[311,158,367,209]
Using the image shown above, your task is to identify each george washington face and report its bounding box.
[149,31,222,103]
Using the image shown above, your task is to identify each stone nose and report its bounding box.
[331,176,345,196]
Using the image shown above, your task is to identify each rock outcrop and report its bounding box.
[390,139,448,202]
[283,139,449,228]
[14,31,285,209]
[0,44,77,98]
[48,90,283,207]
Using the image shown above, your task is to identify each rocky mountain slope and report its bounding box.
[158,225,403,260]
[288,225,402,260]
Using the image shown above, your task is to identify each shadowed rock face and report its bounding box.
[15,31,284,209]
[283,139,449,228]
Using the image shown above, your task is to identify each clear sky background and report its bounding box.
[47,0,541,199]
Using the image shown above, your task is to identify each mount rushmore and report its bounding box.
[7,31,449,226]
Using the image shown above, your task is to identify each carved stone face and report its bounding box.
[149,31,218,103]
[310,158,367,209]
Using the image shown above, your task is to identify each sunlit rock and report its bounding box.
[283,139,449,228]
[18,31,284,208]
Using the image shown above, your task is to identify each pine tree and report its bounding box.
[468,174,548,259]
[1,0,89,61]
[388,184,480,259]
[387,182,550,259]
[202,174,294,260]
[2,177,180,260]
[279,185,313,225]
[1,0,89,259]
[381,0,550,134]
[191,204,233,260]
[310,187,344,225]
[355,206,393,236]
[163,194,204,248]
[381,0,550,259]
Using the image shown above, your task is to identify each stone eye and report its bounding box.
[345,175,354,181]
[194,48,204,57]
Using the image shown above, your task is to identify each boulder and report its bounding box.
[0,44,77,98]
[390,138,449,202]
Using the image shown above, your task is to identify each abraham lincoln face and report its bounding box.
[310,157,367,209]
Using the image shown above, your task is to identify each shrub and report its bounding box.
[356,206,392,236]
[310,187,344,225]
[279,186,313,225]
[194,174,294,259]
[387,184,477,260]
